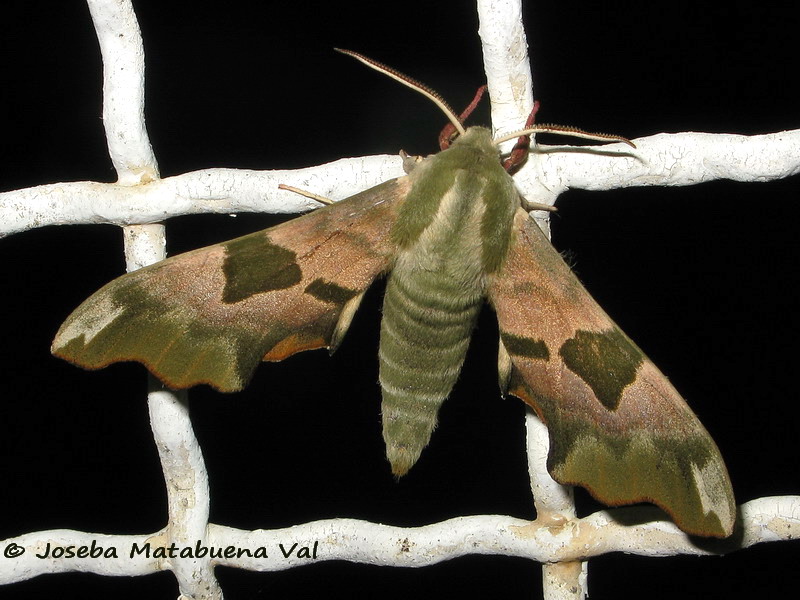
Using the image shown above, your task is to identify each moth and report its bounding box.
[52,49,735,538]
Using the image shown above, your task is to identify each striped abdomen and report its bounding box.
[378,164,493,475]
[379,260,484,475]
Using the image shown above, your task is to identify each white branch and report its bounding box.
[526,412,576,522]
[3,496,798,585]
[477,0,535,139]
[523,130,800,206]
[4,131,797,238]
[199,495,799,562]
[86,0,158,184]
[0,157,404,238]
[148,388,221,600]
[85,2,226,598]
[0,530,164,582]
[527,411,586,600]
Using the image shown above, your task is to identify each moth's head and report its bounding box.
[447,126,496,152]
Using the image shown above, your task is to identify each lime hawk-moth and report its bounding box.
[52,50,735,538]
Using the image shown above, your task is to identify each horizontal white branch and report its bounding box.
[3,130,798,239]
[0,156,404,238]
[2,496,797,584]
[524,129,800,206]
[577,496,800,559]
[0,529,164,581]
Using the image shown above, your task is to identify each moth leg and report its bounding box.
[277,183,334,206]
[497,336,513,396]
[520,197,558,213]
[330,290,367,353]
[517,191,558,213]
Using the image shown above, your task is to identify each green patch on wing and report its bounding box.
[559,328,643,410]
[500,331,549,360]
[305,278,359,305]
[222,233,301,303]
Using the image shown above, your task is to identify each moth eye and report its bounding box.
[438,123,462,150]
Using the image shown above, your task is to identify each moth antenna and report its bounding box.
[335,48,466,136]
[495,124,636,148]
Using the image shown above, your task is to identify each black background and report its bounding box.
[1,1,798,598]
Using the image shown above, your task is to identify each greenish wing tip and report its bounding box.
[550,439,735,538]
[52,331,247,393]
[579,480,734,538]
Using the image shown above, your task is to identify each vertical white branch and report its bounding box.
[86,1,220,598]
[527,414,586,599]
[86,0,158,184]
[149,388,220,600]
[526,415,575,521]
[476,0,535,139]
[123,223,167,270]
[476,0,553,227]
[477,2,586,598]
[542,562,588,600]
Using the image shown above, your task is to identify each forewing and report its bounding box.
[53,178,409,392]
[488,208,735,537]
